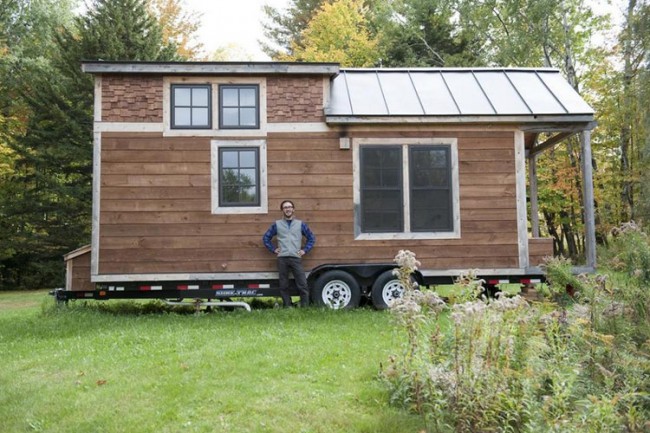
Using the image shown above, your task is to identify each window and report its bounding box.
[356,139,459,239]
[211,140,268,215]
[218,147,260,207]
[171,84,211,129]
[409,146,453,231]
[219,85,259,129]
[360,146,403,232]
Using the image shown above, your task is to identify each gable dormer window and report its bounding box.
[171,84,211,129]
[219,84,259,129]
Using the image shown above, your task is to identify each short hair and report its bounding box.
[280,200,294,210]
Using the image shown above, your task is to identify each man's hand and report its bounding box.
[299,249,305,257]
[274,248,281,255]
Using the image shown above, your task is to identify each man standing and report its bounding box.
[263,200,316,307]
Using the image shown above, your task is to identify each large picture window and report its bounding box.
[219,85,259,129]
[356,139,459,239]
[171,84,211,129]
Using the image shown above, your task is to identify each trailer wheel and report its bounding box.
[312,270,361,309]
[371,269,404,310]
[371,270,411,310]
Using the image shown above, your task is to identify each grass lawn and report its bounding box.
[0,291,425,433]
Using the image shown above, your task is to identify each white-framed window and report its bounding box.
[353,138,460,240]
[211,139,267,214]
[171,84,211,129]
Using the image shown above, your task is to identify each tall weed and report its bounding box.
[382,249,650,433]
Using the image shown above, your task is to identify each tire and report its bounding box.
[371,270,410,310]
[312,270,361,309]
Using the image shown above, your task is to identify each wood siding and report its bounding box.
[66,249,94,291]
[98,130,522,275]
[529,237,554,267]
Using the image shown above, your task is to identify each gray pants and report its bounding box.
[277,256,309,307]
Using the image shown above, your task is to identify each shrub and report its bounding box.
[382,250,650,433]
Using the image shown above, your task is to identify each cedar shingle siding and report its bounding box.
[267,76,324,123]
[102,75,163,122]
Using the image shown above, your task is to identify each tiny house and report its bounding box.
[59,61,596,309]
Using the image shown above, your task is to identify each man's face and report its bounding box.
[282,202,294,219]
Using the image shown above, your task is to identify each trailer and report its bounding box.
[53,61,595,310]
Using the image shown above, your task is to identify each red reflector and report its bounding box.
[140,286,151,291]
[178,285,188,290]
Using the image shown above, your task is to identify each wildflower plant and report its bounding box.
[382,248,650,432]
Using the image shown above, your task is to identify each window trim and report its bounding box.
[170,84,212,129]
[211,140,268,215]
[218,84,260,129]
[353,137,460,240]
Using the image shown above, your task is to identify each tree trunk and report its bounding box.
[620,0,637,221]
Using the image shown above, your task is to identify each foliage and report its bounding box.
[601,221,650,285]
[375,0,483,67]
[280,0,380,67]
[147,0,204,59]
[262,0,326,59]
[0,0,183,290]
[382,250,650,432]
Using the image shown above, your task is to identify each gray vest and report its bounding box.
[276,219,303,258]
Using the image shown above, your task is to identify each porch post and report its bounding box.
[580,130,597,268]
[528,154,540,237]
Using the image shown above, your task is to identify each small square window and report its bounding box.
[171,84,211,129]
[219,85,259,129]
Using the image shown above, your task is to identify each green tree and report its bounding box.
[375,0,482,67]
[282,0,380,66]
[262,0,326,59]
[0,0,179,289]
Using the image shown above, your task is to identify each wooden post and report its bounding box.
[581,130,597,268]
[528,153,540,237]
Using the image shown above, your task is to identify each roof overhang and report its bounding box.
[325,115,596,127]
[81,61,340,76]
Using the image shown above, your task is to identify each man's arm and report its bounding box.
[262,223,278,253]
[301,222,316,254]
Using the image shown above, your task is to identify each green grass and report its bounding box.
[0,291,425,433]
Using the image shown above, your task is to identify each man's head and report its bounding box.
[280,200,295,219]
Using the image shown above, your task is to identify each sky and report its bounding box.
[183,0,290,60]
[183,0,625,62]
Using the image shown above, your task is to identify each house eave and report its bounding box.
[81,61,341,76]
[325,114,595,127]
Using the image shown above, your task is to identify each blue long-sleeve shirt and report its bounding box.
[263,219,316,254]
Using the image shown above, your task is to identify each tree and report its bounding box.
[282,0,380,66]
[376,0,483,67]
[0,0,180,289]
[147,0,204,59]
[262,0,326,59]
[616,0,649,222]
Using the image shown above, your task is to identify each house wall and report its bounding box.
[97,128,522,275]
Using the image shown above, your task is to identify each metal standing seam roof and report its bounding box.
[327,68,594,119]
